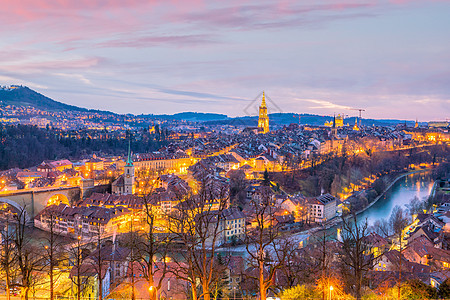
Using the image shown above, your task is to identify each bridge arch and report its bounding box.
[46,193,70,206]
[0,198,31,223]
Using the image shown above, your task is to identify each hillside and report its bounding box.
[204,113,415,127]
[0,85,87,112]
[144,112,229,122]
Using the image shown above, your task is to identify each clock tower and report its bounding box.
[124,141,135,195]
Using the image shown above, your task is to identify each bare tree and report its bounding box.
[88,223,106,300]
[132,193,171,297]
[389,205,409,300]
[316,231,334,300]
[406,196,424,219]
[13,208,43,300]
[370,219,390,238]
[338,214,374,300]
[276,242,304,289]
[40,210,66,300]
[167,181,229,300]
[0,213,17,300]
[67,235,89,300]
[245,187,289,300]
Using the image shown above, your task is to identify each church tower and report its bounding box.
[257,91,269,134]
[124,141,135,195]
[353,118,360,131]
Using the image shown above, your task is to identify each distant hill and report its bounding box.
[204,113,415,127]
[146,112,229,122]
[0,85,88,112]
[0,86,415,126]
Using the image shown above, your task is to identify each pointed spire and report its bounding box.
[261,91,266,108]
[126,139,133,166]
[333,113,336,128]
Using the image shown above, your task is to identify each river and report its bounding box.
[358,170,434,226]
[310,170,435,244]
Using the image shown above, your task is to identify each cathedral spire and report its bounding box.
[261,91,266,108]
[126,139,133,166]
[258,91,269,134]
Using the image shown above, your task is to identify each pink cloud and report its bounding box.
[0,57,102,73]
[97,34,218,48]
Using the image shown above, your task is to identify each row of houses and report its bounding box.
[246,186,338,224]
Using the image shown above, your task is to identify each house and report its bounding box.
[216,153,240,171]
[114,261,189,300]
[37,159,72,172]
[52,159,73,171]
[403,236,450,269]
[220,208,246,243]
[364,232,389,257]
[408,222,444,247]
[70,243,130,299]
[247,185,273,203]
[16,171,46,185]
[280,194,308,223]
[150,190,181,215]
[35,202,131,240]
[85,158,104,171]
[307,193,337,223]
[438,211,450,233]
[374,250,430,273]
[227,256,244,294]
[203,207,246,246]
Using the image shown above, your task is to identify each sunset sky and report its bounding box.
[1,0,449,120]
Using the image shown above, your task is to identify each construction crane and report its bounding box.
[349,108,366,127]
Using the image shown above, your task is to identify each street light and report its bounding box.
[329,286,333,300]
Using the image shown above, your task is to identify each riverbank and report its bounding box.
[322,168,432,230]
[354,168,431,217]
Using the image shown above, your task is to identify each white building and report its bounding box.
[308,193,337,223]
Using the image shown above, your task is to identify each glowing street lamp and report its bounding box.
[149,285,157,300]
[329,286,333,300]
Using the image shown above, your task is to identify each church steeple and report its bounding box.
[261,91,267,108]
[258,91,269,134]
[123,139,135,195]
[353,117,360,131]
[125,139,133,167]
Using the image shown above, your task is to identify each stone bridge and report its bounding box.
[0,186,83,220]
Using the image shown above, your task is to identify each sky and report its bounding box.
[1,0,449,121]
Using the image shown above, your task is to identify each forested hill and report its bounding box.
[0,125,168,170]
[0,86,87,112]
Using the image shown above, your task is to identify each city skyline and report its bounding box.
[1,0,450,120]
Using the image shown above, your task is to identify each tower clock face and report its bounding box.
[126,174,130,178]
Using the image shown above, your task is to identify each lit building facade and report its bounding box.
[257,92,269,134]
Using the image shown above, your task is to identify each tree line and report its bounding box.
[0,124,168,170]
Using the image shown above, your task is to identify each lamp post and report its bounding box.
[329,286,333,300]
